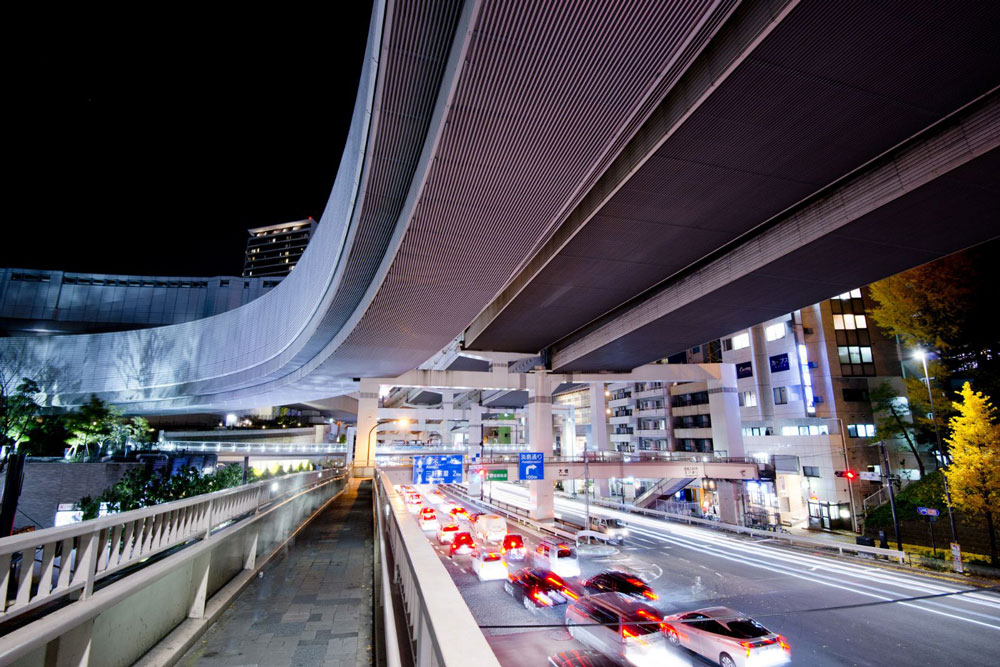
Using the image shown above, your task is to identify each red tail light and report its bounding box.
[532,590,551,606]
[642,590,659,600]
[778,636,790,651]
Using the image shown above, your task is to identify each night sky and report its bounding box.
[7,5,373,278]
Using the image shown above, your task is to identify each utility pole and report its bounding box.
[917,350,959,546]
[879,441,902,551]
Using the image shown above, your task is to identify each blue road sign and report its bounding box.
[519,452,545,481]
[412,455,464,484]
[917,506,940,517]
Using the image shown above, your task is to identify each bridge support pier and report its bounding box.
[354,379,380,476]
[526,373,554,521]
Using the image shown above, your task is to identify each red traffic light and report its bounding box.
[835,470,858,479]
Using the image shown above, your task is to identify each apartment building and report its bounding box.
[243,219,316,278]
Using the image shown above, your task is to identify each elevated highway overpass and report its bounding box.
[2,0,996,415]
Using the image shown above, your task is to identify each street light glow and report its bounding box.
[397,418,410,427]
[913,349,926,361]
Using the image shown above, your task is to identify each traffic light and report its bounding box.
[835,470,858,480]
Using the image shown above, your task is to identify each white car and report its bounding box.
[418,508,440,531]
[472,514,508,544]
[531,540,580,579]
[470,549,508,581]
[436,523,461,544]
[663,607,790,667]
[404,494,423,514]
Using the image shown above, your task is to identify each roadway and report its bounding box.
[463,482,1000,666]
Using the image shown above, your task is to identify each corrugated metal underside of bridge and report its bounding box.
[465,0,1000,369]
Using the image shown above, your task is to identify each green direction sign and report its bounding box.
[486,469,508,481]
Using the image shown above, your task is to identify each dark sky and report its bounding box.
[7,6,372,277]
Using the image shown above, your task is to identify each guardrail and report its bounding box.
[374,473,500,667]
[447,484,906,564]
[159,440,349,455]
[558,493,909,564]
[0,469,347,666]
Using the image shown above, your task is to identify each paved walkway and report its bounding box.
[179,479,374,667]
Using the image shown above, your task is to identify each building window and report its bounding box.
[847,423,876,438]
[731,333,750,350]
[765,322,786,341]
[842,388,870,402]
[738,391,757,407]
[803,466,820,477]
[833,313,868,330]
[773,386,788,405]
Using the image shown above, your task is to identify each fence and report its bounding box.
[373,473,500,667]
[0,469,346,666]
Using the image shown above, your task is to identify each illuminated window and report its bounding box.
[732,333,750,350]
[738,391,757,407]
[847,424,876,438]
[765,322,786,341]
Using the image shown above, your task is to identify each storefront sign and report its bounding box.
[769,353,790,373]
[736,361,754,379]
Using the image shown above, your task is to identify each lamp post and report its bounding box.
[366,418,409,469]
[915,350,959,546]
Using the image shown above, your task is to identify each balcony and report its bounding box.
[609,415,635,425]
[634,387,666,399]
[637,407,666,418]
[674,427,713,439]
[610,433,635,442]
[636,428,668,438]
[608,397,635,408]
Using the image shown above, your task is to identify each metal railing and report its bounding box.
[0,469,346,666]
[374,472,499,667]
[159,440,349,455]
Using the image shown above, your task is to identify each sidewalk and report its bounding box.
[178,479,374,667]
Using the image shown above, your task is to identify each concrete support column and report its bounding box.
[716,480,744,526]
[526,373,554,520]
[750,324,774,420]
[708,365,746,458]
[588,383,612,497]
[354,379,380,475]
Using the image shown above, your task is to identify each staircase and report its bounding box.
[633,478,695,508]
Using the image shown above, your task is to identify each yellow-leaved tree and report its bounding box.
[944,382,1000,566]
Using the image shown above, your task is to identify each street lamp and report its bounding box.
[366,418,409,468]
[914,349,959,547]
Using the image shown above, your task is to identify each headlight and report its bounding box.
[621,528,629,536]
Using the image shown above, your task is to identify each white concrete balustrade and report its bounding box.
[0,469,346,666]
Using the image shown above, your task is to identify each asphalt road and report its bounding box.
[463,482,1000,667]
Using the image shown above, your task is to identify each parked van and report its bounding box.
[565,593,684,667]
[531,539,581,578]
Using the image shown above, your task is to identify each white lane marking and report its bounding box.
[485,485,1000,619]
[628,524,1000,629]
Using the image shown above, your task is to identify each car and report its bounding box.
[662,607,790,667]
[449,506,470,521]
[501,533,527,561]
[418,508,440,531]
[583,571,658,601]
[473,514,508,544]
[531,540,581,578]
[470,549,508,581]
[404,493,423,513]
[436,522,461,544]
[504,568,576,610]
[565,593,685,667]
[450,531,476,556]
[547,649,619,667]
[590,517,629,545]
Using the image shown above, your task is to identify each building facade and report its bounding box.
[243,219,316,278]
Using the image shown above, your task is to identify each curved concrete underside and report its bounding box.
[3,0,733,412]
